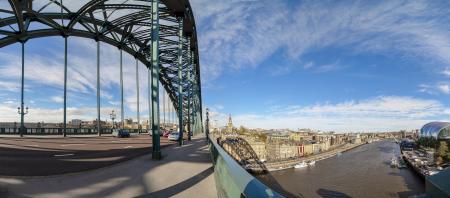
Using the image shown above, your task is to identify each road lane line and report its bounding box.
[60,144,85,147]
[54,153,74,157]
[124,146,133,148]
[24,144,39,147]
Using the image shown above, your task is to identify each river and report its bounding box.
[257,140,425,198]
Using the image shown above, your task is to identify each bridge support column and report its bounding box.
[136,58,140,134]
[63,36,68,137]
[148,64,151,133]
[151,0,161,160]
[19,42,25,137]
[96,40,101,136]
[177,16,184,146]
[120,49,124,130]
[162,87,165,127]
[187,39,192,141]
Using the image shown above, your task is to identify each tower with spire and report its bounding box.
[227,114,233,134]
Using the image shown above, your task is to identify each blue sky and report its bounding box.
[191,0,450,131]
[1,0,450,132]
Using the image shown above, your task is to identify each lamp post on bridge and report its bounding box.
[17,106,28,137]
[110,110,117,129]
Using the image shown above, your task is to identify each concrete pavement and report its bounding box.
[0,136,217,198]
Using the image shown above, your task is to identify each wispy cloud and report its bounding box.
[419,82,450,95]
[191,0,450,84]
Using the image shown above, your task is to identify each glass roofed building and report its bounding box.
[420,122,450,140]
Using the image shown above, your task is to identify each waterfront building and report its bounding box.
[420,122,450,140]
[266,140,299,161]
[303,142,313,155]
[248,140,267,161]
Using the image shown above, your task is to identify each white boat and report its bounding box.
[391,157,398,168]
[308,160,316,166]
[294,162,307,169]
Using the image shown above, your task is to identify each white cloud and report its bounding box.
[51,96,64,103]
[441,68,450,76]
[209,96,450,132]
[419,82,450,95]
[191,0,450,84]
[438,84,450,94]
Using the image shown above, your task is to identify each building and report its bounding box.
[289,131,310,142]
[266,140,299,161]
[267,132,290,142]
[303,143,313,155]
[248,140,267,161]
[71,119,82,126]
[226,114,233,134]
[420,122,450,140]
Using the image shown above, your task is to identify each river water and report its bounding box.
[257,140,425,198]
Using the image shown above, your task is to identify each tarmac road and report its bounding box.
[0,135,174,176]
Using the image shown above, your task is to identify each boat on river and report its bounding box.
[294,161,307,169]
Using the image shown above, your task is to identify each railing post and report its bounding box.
[151,0,161,159]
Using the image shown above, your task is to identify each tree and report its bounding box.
[238,126,248,135]
[438,141,449,159]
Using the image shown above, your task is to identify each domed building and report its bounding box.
[420,122,450,140]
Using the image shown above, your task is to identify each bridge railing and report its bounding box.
[209,135,284,198]
[0,128,144,135]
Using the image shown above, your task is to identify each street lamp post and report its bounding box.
[17,106,28,137]
[110,110,117,129]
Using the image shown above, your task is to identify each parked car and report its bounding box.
[163,130,171,137]
[114,129,130,138]
[168,132,180,141]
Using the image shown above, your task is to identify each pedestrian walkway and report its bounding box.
[0,136,217,198]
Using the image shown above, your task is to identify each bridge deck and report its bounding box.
[0,136,217,198]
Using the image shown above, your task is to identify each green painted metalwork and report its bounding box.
[120,49,124,130]
[209,136,284,198]
[136,58,140,134]
[96,40,101,136]
[1,0,203,159]
[63,36,67,137]
[19,42,25,137]
[178,16,184,146]
[151,0,161,160]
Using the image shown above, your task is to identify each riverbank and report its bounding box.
[402,150,449,178]
[264,142,366,171]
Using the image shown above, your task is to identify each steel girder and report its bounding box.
[0,0,202,133]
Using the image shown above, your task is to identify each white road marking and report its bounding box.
[124,146,133,148]
[111,141,119,143]
[60,144,85,147]
[24,144,39,147]
[54,153,74,157]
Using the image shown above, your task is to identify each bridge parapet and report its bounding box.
[209,135,284,198]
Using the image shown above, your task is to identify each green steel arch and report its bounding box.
[0,0,202,159]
